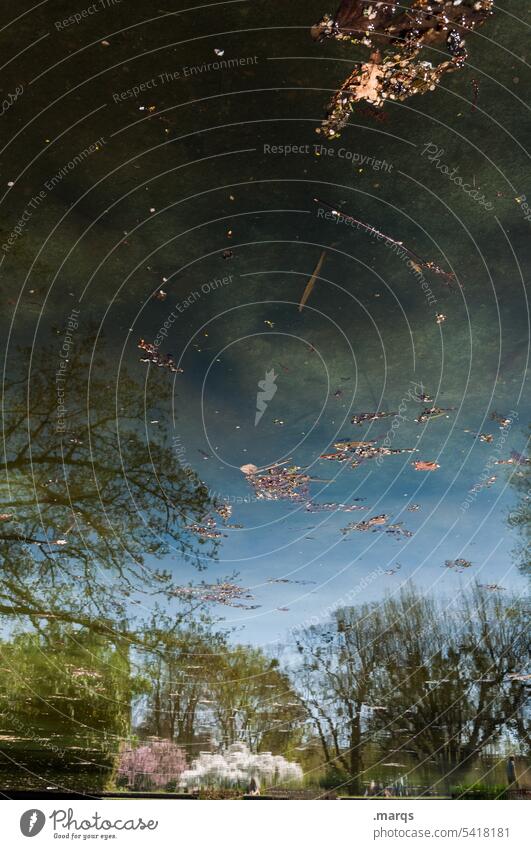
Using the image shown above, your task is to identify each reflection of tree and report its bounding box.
[373,587,529,788]
[0,623,134,744]
[209,648,303,752]
[0,338,217,638]
[138,631,303,753]
[292,585,529,792]
[293,602,384,793]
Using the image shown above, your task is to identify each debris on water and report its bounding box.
[469,475,497,492]
[478,583,505,591]
[412,460,440,471]
[407,503,421,512]
[311,1,494,139]
[444,558,472,573]
[471,77,480,111]
[264,320,275,328]
[222,249,233,260]
[416,405,455,423]
[351,411,397,425]
[490,411,512,428]
[273,418,284,425]
[332,389,343,399]
[242,461,311,502]
[138,339,183,373]
[197,448,210,459]
[305,500,366,512]
[215,503,232,523]
[170,581,258,609]
[316,198,456,283]
[386,523,413,539]
[384,563,401,576]
[435,313,446,324]
[495,452,530,466]
[299,250,326,312]
[267,577,316,585]
[153,289,167,300]
[214,48,225,57]
[321,438,415,467]
[341,514,388,534]
[465,430,494,443]
[189,516,225,540]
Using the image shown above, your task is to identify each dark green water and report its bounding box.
[0,0,529,795]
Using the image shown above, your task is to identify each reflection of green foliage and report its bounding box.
[451,783,507,800]
[0,337,217,636]
[0,624,136,742]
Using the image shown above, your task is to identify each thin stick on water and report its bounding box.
[299,250,327,311]
[314,197,456,285]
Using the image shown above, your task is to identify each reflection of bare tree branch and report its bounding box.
[0,336,219,637]
[292,584,528,791]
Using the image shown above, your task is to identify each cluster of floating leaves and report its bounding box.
[443,558,472,573]
[304,500,366,512]
[189,503,234,540]
[311,0,495,139]
[138,339,183,373]
[341,514,413,538]
[240,462,311,502]
[351,411,396,426]
[416,406,455,424]
[170,582,260,610]
[386,523,413,540]
[321,436,415,469]
[189,516,224,541]
[342,514,389,534]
